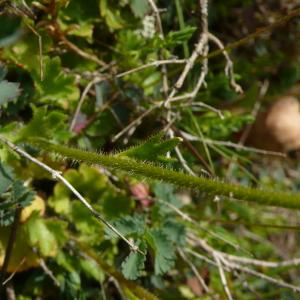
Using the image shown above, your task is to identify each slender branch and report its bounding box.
[112,8,300,143]
[178,247,210,294]
[5,283,16,300]
[179,131,286,157]
[69,77,104,131]
[164,0,210,171]
[157,197,250,255]
[0,206,21,294]
[208,33,242,94]
[109,277,126,300]
[111,104,160,142]
[0,136,142,254]
[163,33,207,107]
[188,243,288,298]
[48,20,108,68]
[40,259,60,286]
[213,253,234,300]
[186,248,221,268]
[213,252,300,269]
[174,146,196,176]
[223,259,300,293]
[189,234,300,293]
[178,102,224,119]
[147,0,169,95]
[116,59,187,78]
[59,36,108,68]
[2,258,26,286]
[203,7,300,64]
[113,8,300,82]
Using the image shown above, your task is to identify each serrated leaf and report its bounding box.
[0,80,21,106]
[0,167,35,226]
[0,162,14,194]
[102,192,132,219]
[17,105,68,142]
[153,183,183,208]
[146,229,176,275]
[121,241,147,280]
[33,56,79,104]
[162,219,186,246]
[105,214,146,238]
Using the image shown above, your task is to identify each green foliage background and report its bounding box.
[0,0,300,299]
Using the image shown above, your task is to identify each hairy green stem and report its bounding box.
[31,139,300,209]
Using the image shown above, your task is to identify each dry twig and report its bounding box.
[0,136,142,254]
[70,76,104,131]
[178,247,210,294]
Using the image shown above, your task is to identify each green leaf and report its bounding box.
[17,106,68,142]
[185,109,254,140]
[0,166,35,226]
[0,64,7,81]
[105,214,146,238]
[153,183,183,209]
[80,258,105,282]
[56,251,76,273]
[59,19,94,43]
[11,180,35,208]
[58,271,82,298]
[162,219,186,246]
[165,26,197,46]
[71,201,103,240]
[146,229,176,275]
[102,192,132,219]
[118,132,182,163]
[0,162,13,194]
[49,165,108,216]
[0,80,21,106]
[100,0,124,30]
[46,219,68,247]
[121,241,147,280]
[25,213,59,256]
[129,0,150,18]
[33,56,79,105]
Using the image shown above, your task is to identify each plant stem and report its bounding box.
[30,139,300,210]
[175,0,189,58]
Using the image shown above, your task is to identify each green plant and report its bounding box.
[30,137,300,209]
[1,0,300,299]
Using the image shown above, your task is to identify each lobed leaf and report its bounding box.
[122,241,147,280]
